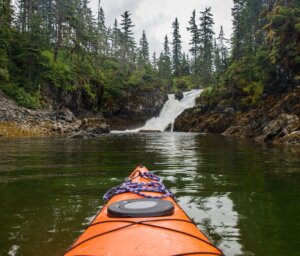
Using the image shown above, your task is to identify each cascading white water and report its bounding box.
[115,89,202,133]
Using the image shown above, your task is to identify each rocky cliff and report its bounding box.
[174,87,300,145]
[0,83,167,136]
[103,87,168,130]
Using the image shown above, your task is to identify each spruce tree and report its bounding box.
[120,11,136,65]
[187,10,200,73]
[0,0,12,29]
[172,18,182,77]
[217,26,228,74]
[181,53,191,76]
[152,52,158,70]
[158,36,172,81]
[231,0,246,60]
[111,18,121,58]
[163,35,172,79]
[138,30,149,67]
[199,7,215,85]
[97,0,107,55]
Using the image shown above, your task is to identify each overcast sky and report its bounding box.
[89,0,233,56]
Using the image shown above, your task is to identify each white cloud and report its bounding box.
[90,0,233,55]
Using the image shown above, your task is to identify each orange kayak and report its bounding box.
[65,166,223,256]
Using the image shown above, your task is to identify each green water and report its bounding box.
[0,133,299,256]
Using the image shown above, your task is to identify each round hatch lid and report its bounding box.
[107,198,174,218]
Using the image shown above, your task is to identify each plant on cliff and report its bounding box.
[264,2,300,89]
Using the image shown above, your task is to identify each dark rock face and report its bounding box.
[174,108,234,133]
[104,87,168,130]
[43,81,103,114]
[164,123,172,132]
[175,92,184,101]
[174,87,300,145]
[68,118,110,138]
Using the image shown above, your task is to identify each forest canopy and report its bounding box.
[0,0,299,110]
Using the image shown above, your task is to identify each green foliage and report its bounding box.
[0,68,9,82]
[264,4,300,86]
[172,18,182,77]
[172,76,195,92]
[1,0,298,114]
[0,83,40,109]
[221,46,274,107]
[40,51,73,89]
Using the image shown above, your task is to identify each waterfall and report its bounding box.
[115,89,202,133]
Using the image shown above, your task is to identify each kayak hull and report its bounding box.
[65,166,222,256]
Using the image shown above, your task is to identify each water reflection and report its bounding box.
[143,133,243,254]
[0,135,299,256]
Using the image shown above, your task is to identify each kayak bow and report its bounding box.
[65,166,223,256]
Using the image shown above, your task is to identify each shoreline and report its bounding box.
[1,89,299,146]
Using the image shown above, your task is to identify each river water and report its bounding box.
[0,133,299,256]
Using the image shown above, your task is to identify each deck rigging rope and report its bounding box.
[103,171,174,201]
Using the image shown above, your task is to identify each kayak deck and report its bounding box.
[65,166,223,256]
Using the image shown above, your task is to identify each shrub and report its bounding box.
[0,83,40,109]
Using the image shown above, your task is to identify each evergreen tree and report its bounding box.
[187,10,200,73]
[181,53,191,76]
[138,30,149,67]
[213,39,223,78]
[97,0,108,55]
[158,36,172,81]
[216,26,228,74]
[231,0,246,60]
[0,0,12,78]
[0,0,12,29]
[172,18,182,77]
[152,52,158,70]
[111,18,121,59]
[120,11,135,65]
[163,35,171,57]
[199,7,215,85]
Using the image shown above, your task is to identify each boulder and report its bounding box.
[58,108,75,122]
[164,123,173,132]
[175,92,184,101]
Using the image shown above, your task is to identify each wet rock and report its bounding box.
[278,131,300,145]
[175,92,184,101]
[164,123,172,132]
[174,107,235,133]
[52,123,63,134]
[257,113,299,142]
[139,130,161,133]
[58,108,75,122]
[68,118,110,138]
[104,87,168,130]
[224,107,235,114]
